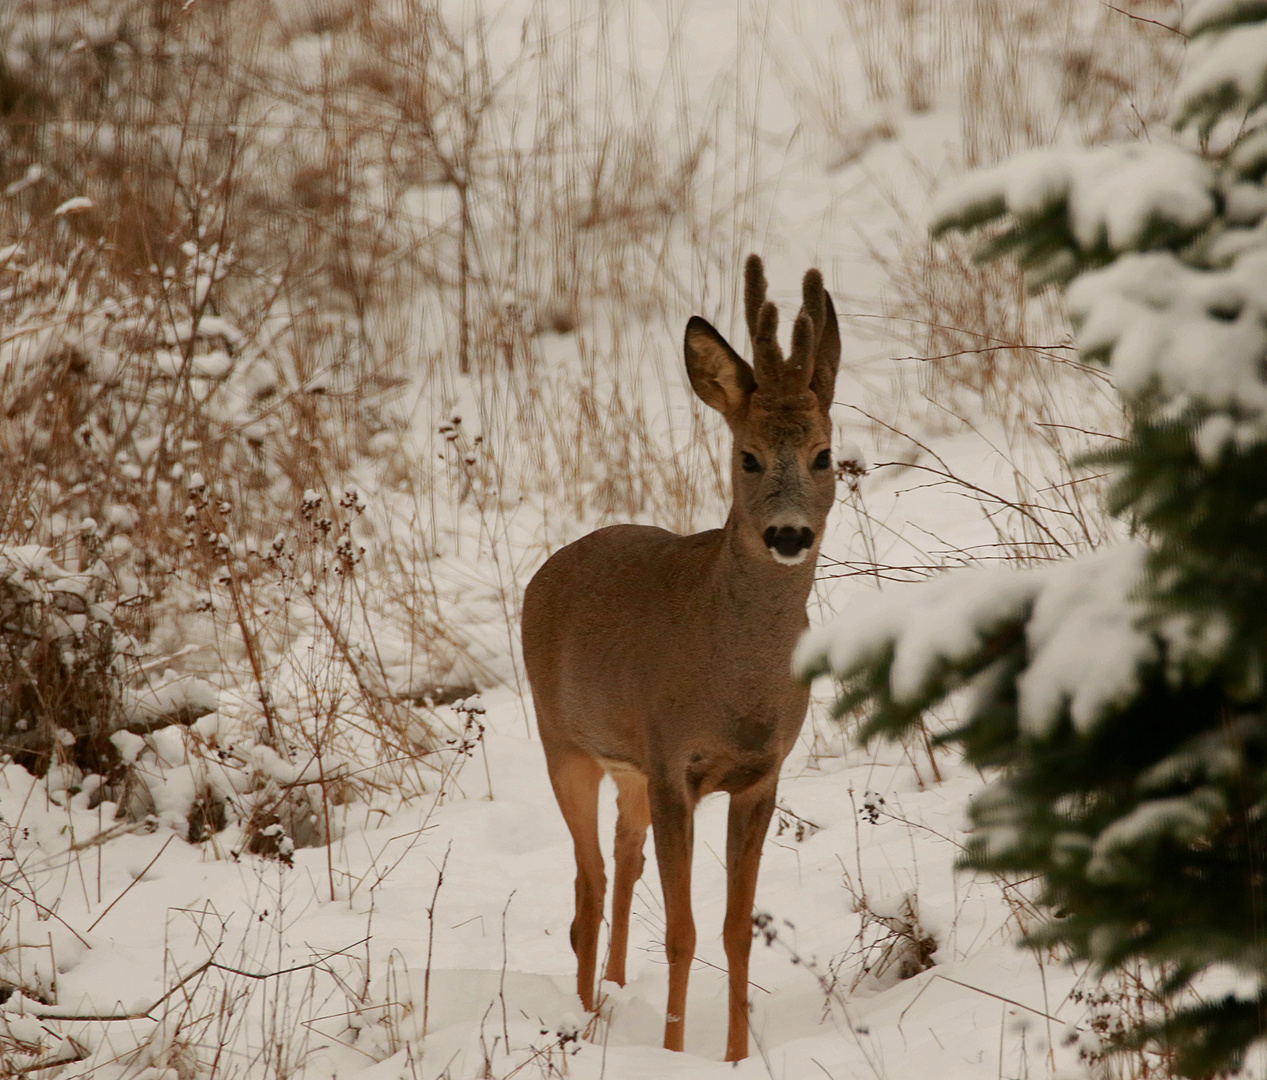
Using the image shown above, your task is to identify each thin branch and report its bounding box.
[0,880,92,949]
[12,937,369,1023]
[895,344,1074,363]
[2,1050,87,1073]
[871,458,1075,558]
[86,835,176,933]
[1033,421,1124,442]
[912,973,1072,1025]
[1100,2,1187,37]
[422,840,452,1040]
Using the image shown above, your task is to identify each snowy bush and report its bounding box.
[0,544,121,779]
[799,1,1267,1074]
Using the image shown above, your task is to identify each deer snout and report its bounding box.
[763,525,815,564]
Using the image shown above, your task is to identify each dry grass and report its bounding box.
[835,0,1181,163]
[0,0,747,797]
[0,4,755,1067]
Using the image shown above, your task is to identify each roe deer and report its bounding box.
[521,255,840,1061]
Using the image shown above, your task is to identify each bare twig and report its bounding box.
[86,835,176,933]
[1100,2,1187,37]
[421,840,452,1040]
[13,938,366,1023]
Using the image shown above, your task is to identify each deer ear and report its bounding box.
[811,290,841,413]
[684,316,756,417]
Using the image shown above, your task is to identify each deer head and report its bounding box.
[683,254,841,565]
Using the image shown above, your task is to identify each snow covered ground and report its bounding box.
[3,697,1090,1079]
[0,0,1186,1076]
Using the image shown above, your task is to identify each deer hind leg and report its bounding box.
[649,780,696,1053]
[722,782,777,1062]
[605,769,650,987]
[546,750,607,1012]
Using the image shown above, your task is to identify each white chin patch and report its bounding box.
[768,547,809,566]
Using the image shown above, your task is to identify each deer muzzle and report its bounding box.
[763,525,814,563]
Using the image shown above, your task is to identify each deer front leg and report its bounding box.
[649,780,696,1053]
[605,770,650,987]
[723,782,777,1062]
[546,751,607,1011]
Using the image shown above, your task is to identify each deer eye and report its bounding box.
[741,452,762,474]
[813,449,832,470]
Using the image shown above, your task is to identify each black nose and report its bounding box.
[763,526,814,557]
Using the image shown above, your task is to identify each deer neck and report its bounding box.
[706,512,816,639]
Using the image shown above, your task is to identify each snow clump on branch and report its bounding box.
[795,543,1166,739]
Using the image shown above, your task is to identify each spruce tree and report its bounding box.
[797,2,1267,1074]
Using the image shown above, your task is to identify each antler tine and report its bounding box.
[788,311,814,386]
[753,299,783,385]
[800,268,826,342]
[783,268,825,390]
[744,254,766,346]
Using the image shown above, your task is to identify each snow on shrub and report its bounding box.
[796,542,1161,740]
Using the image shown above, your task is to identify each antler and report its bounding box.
[744,254,785,386]
[805,267,840,408]
[785,268,826,388]
[744,256,838,399]
[743,253,766,345]
[799,269,827,347]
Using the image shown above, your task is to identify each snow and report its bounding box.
[931,144,1217,255]
[797,543,1157,738]
[1019,544,1153,736]
[1067,248,1267,440]
[3,163,43,197]
[1085,787,1227,887]
[1174,16,1267,131]
[120,675,220,730]
[52,196,93,216]
[0,0,1221,1077]
[0,724,1088,1076]
[796,566,1039,702]
[1185,0,1267,38]
[164,314,244,348]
